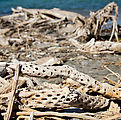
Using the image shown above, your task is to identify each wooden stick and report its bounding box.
[104,65,121,81]
[1,13,25,19]
[104,76,118,86]
[5,62,20,120]
[16,111,98,120]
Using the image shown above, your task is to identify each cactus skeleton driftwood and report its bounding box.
[0,60,119,115]
[0,60,117,117]
[16,62,121,100]
[19,86,109,111]
[0,2,121,120]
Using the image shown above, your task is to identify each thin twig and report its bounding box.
[104,75,118,86]
[104,65,121,81]
[5,62,20,120]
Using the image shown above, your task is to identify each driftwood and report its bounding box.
[69,38,121,53]
[5,62,20,120]
[9,62,119,100]
[2,61,121,100]
[16,111,97,120]
[19,86,109,111]
[86,2,118,41]
[0,60,121,119]
[0,2,121,120]
[0,2,119,42]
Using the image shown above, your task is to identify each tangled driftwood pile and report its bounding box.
[0,2,121,120]
[0,59,121,120]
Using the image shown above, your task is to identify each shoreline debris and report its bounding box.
[0,2,121,120]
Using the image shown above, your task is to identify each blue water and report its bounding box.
[0,0,121,24]
[0,0,120,15]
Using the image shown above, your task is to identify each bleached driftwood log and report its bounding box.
[69,38,121,53]
[11,6,86,22]
[86,2,118,41]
